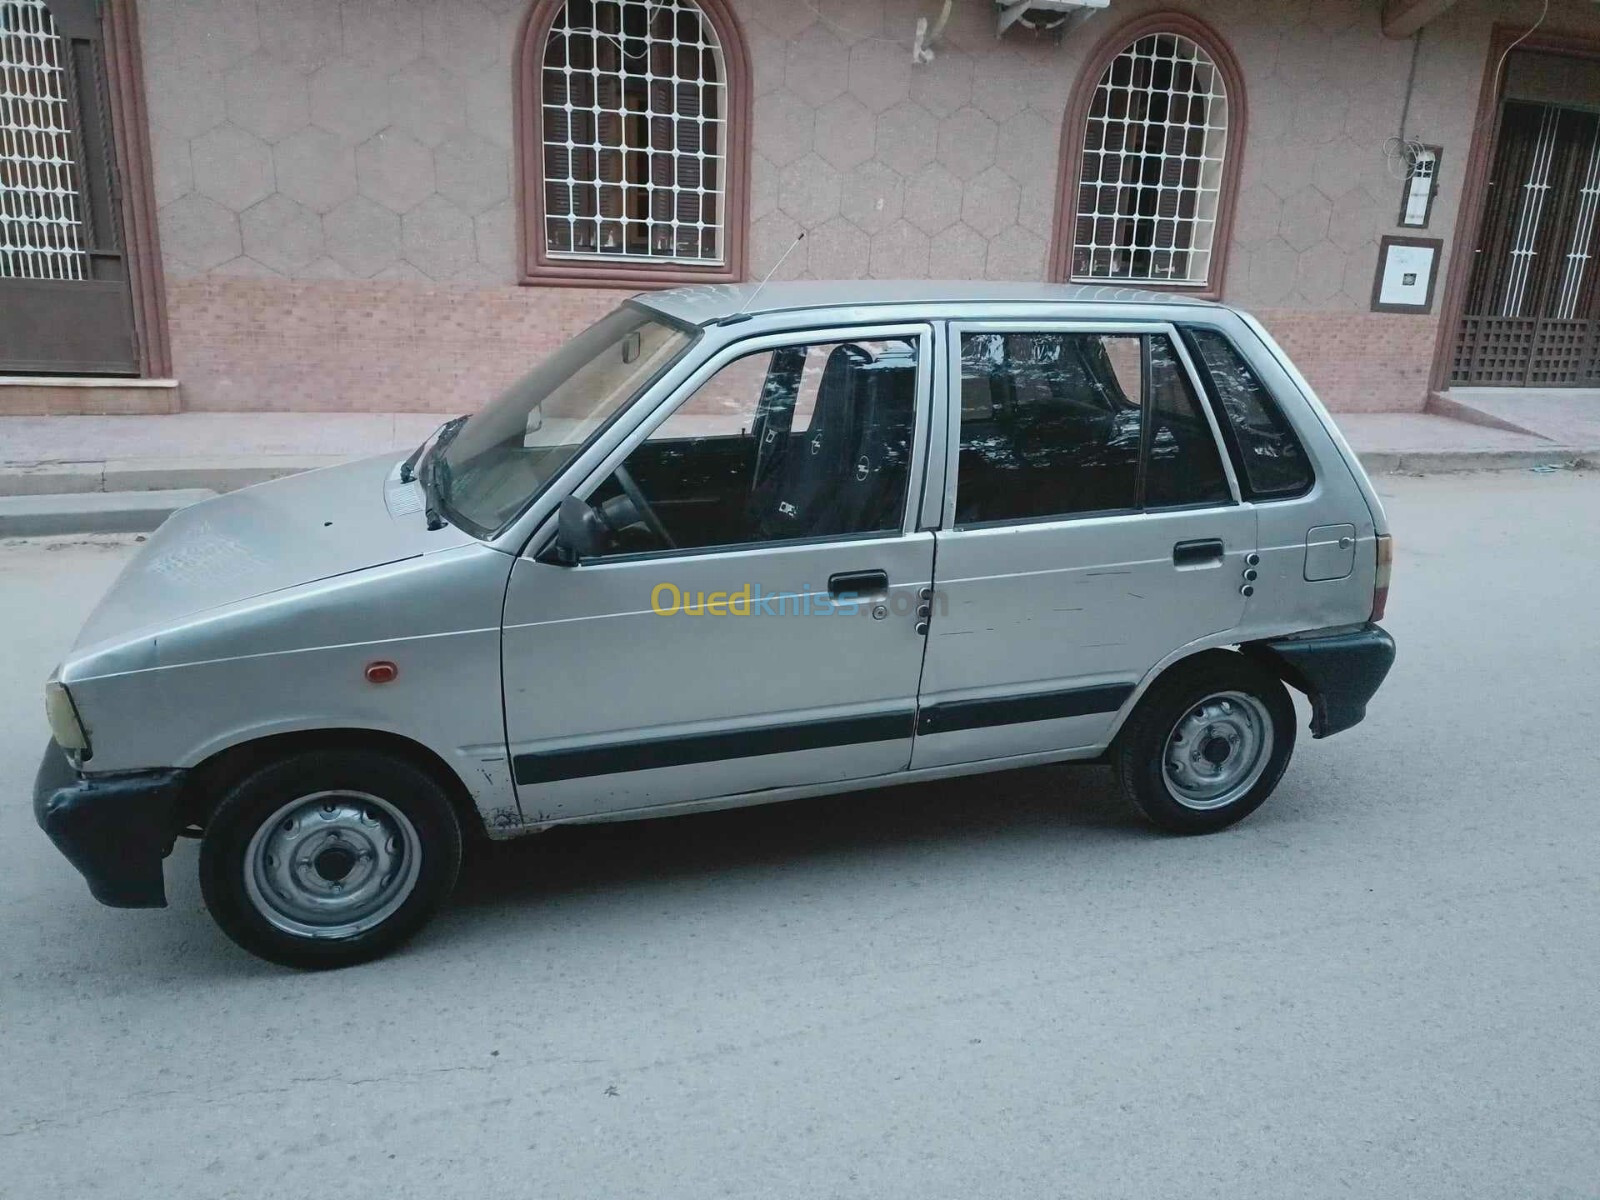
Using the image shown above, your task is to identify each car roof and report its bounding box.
[635,280,1225,326]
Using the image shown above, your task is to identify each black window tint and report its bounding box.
[591,337,919,555]
[955,332,1143,525]
[1144,334,1232,508]
[1181,327,1313,499]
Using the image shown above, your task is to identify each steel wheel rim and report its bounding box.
[1163,691,1274,811]
[243,790,422,939]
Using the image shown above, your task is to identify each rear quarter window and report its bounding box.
[1180,326,1314,500]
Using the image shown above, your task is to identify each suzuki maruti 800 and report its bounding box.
[36,283,1395,967]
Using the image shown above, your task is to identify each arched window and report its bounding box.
[514,0,750,286]
[1051,14,1245,296]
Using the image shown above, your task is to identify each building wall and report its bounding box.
[136,0,1595,413]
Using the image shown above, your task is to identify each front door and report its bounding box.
[0,0,138,375]
[502,325,935,821]
[914,323,1254,769]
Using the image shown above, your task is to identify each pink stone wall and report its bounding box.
[136,0,1600,414]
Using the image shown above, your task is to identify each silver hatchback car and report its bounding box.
[36,282,1394,968]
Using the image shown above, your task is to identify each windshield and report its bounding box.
[437,304,696,535]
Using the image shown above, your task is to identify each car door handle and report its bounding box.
[829,569,889,600]
[1172,538,1225,567]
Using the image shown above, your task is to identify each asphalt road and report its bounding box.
[2,472,1597,1199]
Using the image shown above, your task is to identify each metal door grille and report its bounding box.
[1071,31,1228,287]
[0,0,86,280]
[1454,100,1600,386]
[540,0,725,265]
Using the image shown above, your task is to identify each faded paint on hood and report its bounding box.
[69,454,477,659]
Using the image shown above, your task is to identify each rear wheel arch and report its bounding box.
[180,728,489,842]
[1110,646,1256,747]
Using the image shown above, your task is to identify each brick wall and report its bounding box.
[1254,310,1441,413]
[167,278,618,412]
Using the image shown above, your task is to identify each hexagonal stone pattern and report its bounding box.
[841,161,903,235]
[309,61,391,142]
[224,52,310,143]
[143,0,1448,302]
[388,57,467,148]
[435,133,509,215]
[275,127,358,213]
[869,220,929,278]
[241,193,325,273]
[904,163,963,236]
[778,153,841,230]
[401,195,478,279]
[151,0,525,283]
[160,193,243,272]
[324,195,401,277]
[191,124,275,211]
[815,95,875,172]
[936,107,997,182]
[357,130,436,215]
[961,166,1019,239]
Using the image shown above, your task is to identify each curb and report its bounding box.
[0,489,218,537]
[1360,448,1596,474]
[0,456,342,498]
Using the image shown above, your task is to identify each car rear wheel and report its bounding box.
[199,749,462,968]
[1114,652,1296,834]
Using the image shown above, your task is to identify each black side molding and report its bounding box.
[515,711,916,784]
[33,742,187,908]
[1244,623,1396,739]
[917,683,1133,736]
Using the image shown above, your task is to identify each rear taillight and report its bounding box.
[1371,534,1392,622]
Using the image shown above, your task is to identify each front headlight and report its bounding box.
[45,679,90,753]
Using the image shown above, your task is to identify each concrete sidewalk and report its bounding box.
[0,408,1593,512]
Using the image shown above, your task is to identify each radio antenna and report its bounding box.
[718,231,805,325]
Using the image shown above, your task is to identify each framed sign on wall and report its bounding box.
[1371,235,1443,314]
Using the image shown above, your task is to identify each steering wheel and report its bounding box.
[613,464,677,549]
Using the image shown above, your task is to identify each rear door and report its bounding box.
[913,321,1255,770]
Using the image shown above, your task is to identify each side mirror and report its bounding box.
[550,494,609,565]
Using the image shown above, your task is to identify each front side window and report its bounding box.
[439,304,695,535]
[954,331,1231,527]
[538,0,727,267]
[1180,326,1313,499]
[586,335,921,555]
[1070,26,1234,288]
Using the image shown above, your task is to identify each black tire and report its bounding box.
[199,749,462,969]
[1114,651,1296,835]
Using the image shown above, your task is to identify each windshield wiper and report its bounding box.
[421,415,469,530]
[401,415,467,484]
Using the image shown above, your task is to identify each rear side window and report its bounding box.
[1180,327,1313,499]
[954,331,1232,527]
[1145,334,1232,509]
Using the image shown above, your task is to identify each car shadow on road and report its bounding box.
[450,761,1144,911]
[149,761,1155,975]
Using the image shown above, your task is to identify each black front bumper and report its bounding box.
[1245,623,1396,739]
[33,742,188,908]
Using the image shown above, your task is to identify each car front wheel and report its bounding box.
[1115,652,1296,834]
[199,749,462,968]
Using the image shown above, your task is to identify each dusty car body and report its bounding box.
[36,282,1394,967]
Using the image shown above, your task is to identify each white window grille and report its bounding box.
[540,0,726,266]
[1071,31,1229,287]
[0,0,86,280]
